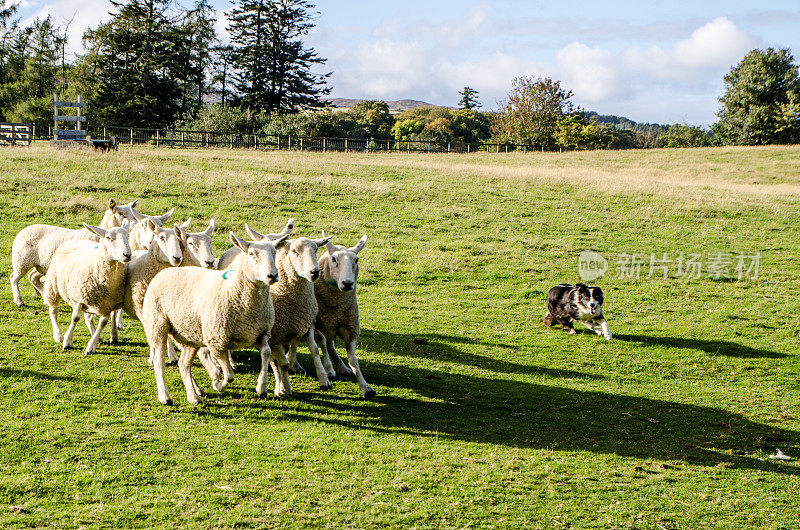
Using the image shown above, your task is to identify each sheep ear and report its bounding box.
[245,223,264,241]
[146,218,159,233]
[108,198,117,212]
[131,208,145,222]
[128,199,139,209]
[204,219,215,236]
[322,230,335,254]
[83,223,106,238]
[159,208,175,222]
[350,235,367,254]
[314,235,333,248]
[284,218,295,234]
[274,232,290,249]
[230,232,249,252]
[179,217,191,230]
[174,224,187,241]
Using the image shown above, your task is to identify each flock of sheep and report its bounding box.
[10,199,375,404]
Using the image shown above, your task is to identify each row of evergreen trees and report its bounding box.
[0,0,329,127]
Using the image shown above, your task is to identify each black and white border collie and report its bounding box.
[543,283,612,340]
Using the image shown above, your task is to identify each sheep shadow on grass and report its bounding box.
[220,331,799,476]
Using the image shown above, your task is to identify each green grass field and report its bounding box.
[1,144,799,528]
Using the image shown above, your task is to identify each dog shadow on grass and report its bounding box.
[222,329,799,476]
[613,333,786,358]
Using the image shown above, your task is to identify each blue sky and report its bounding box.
[17,0,800,125]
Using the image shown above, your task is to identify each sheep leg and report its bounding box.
[151,333,173,406]
[342,332,374,398]
[305,330,332,391]
[196,347,223,390]
[166,339,179,365]
[228,351,237,372]
[109,313,118,345]
[28,270,45,297]
[62,305,83,350]
[315,331,340,379]
[47,303,63,344]
[319,331,353,378]
[269,343,292,398]
[286,343,306,375]
[178,346,201,405]
[255,335,272,397]
[10,269,24,306]
[115,309,124,331]
[84,314,96,335]
[209,346,234,392]
[85,314,110,355]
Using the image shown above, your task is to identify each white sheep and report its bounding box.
[215,218,294,270]
[178,219,217,268]
[129,206,175,251]
[204,218,292,371]
[42,222,132,355]
[296,235,375,398]
[110,216,189,333]
[10,198,137,306]
[113,219,186,364]
[266,233,332,394]
[142,232,288,405]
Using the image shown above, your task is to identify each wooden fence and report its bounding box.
[29,124,546,154]
[0,123,33,146]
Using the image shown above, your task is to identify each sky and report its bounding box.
[15,0,800,126]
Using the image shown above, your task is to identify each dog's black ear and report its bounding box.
[575,282,588,290]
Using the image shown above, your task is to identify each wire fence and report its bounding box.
[29,124,544,154]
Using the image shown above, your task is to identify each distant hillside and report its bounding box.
[324,98,444,113]
[583,111,669,134]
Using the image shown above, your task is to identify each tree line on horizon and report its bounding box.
[0,0,797,150]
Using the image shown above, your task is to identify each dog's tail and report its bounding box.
[543,313,555,327]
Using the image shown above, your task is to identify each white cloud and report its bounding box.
[673,16,758,69]
[556,42,628,103]
[623,17,759,82]
[550,17,760,124]
[26,0,113,57]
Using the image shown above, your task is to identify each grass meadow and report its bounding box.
[0,143,799,528]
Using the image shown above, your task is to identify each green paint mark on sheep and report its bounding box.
[221,269,235,280]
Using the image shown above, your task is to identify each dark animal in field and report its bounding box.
[544,283,612,340]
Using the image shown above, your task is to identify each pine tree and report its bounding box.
[227,0,330,113]
[458,86,480,110]
[82,0,185,127]
[177,0,217,111]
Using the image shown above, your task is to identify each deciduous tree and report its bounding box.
[715,48,800,145]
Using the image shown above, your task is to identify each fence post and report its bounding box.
[104,127,107,139]
[156,129,159,147]
[181,132,185,147]
[345,138,348,152]
[300,138,303,151]
[130,128,133,145]
[323,138,326,152]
